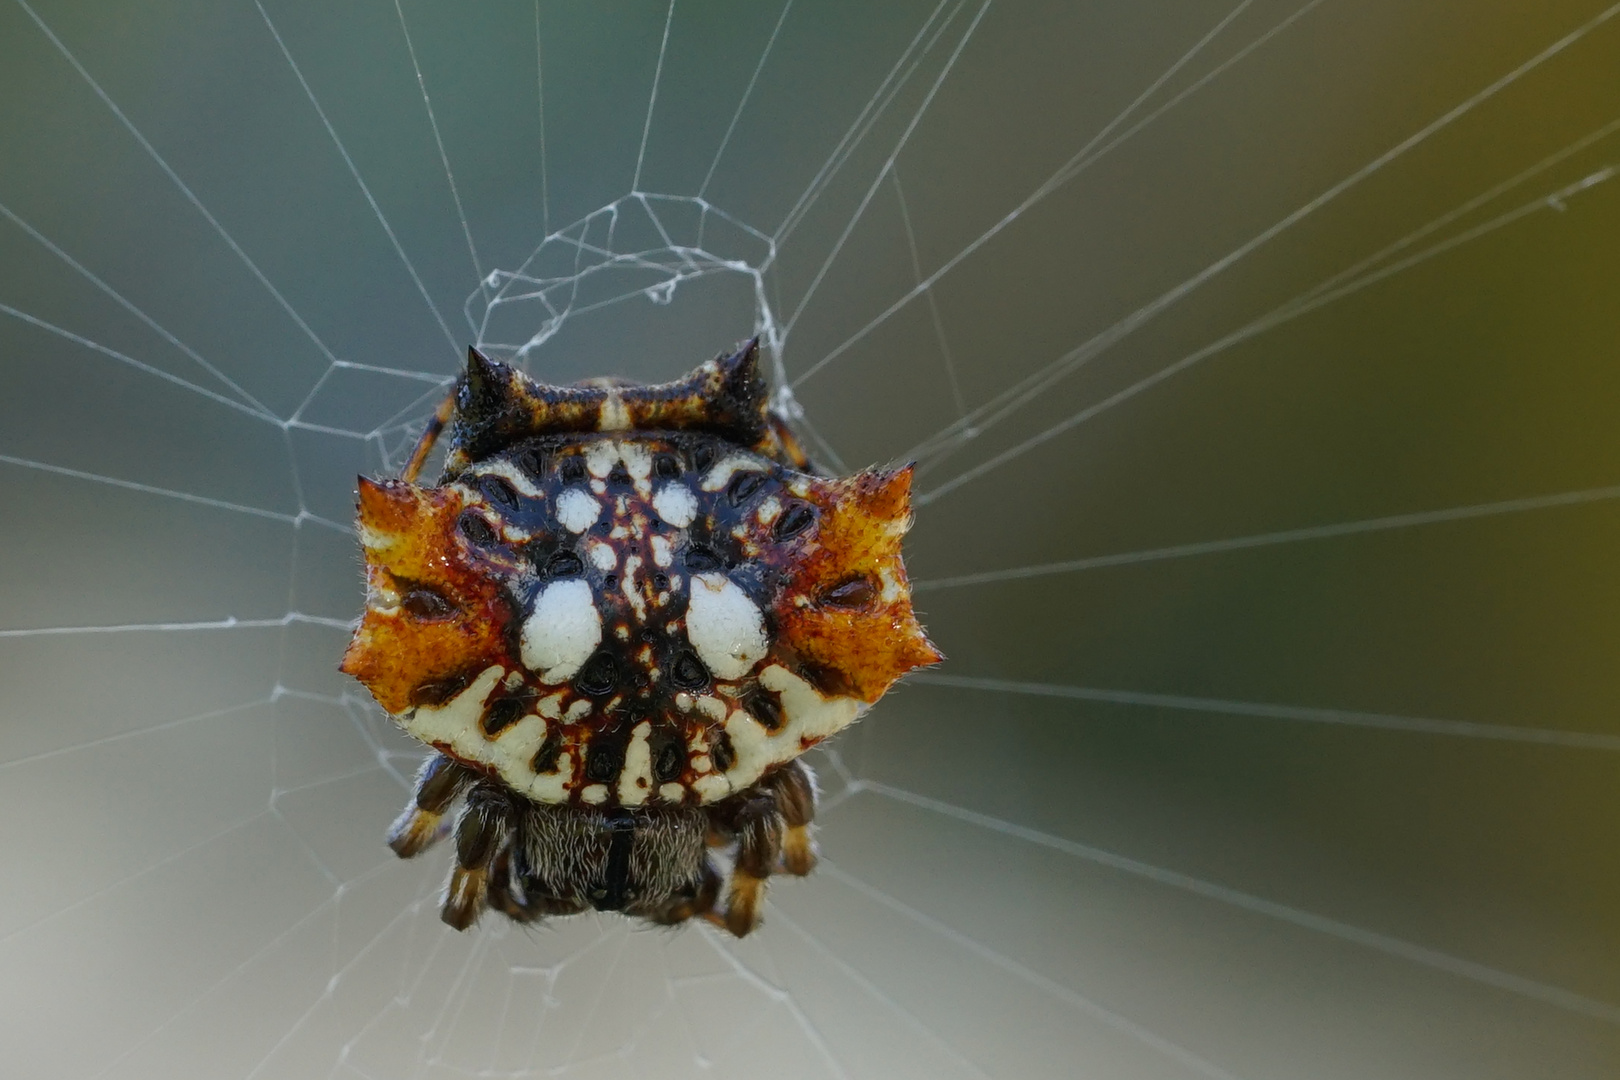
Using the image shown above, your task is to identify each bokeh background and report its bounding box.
[2,1,1619,1077]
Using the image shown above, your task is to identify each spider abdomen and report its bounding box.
[344,340,939,934]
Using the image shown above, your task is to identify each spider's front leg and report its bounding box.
[711,791,785,938]
[770,760,819,877]
[387,753,474,857]
[440,786,511,930]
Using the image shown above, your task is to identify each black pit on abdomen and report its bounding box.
[584,739,622,784]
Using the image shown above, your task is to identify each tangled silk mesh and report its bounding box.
[1,1,1620,1079]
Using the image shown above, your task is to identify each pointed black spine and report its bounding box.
[458,346,511,425]
[712,336,768,440]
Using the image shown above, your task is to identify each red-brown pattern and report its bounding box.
[340,478,516,717]
[340,339,941,935]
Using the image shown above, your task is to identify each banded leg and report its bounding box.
[719,795,784,938]
[483,844,526,921]
[387,753,473,857]
[488,846,589,924]
[441,792,507,930]
[400,385,456,482]
[641,857,723,927]
[770,760,819,876]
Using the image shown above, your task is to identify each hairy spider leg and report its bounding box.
[442,791,506,929]
[401,383,459,484]
[483,843,523,919]
[772,760,819,877]
[387,753,473,857]
[709,792,786,937]
[641,856,723,927]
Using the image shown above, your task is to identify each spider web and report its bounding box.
[2,0,1620,1077]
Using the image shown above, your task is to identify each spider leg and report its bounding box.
[482,849,587,923]
[640,856,722,927]
[400,385,457,483]
[484,843,526,921]
[441,790,507,930]
[715,794,784,938]
[387,753,473,857]
[770,760,819,876]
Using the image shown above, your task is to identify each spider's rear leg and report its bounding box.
[484,844,526,921]
[483,849,587,923]
[641,856,723,927]
[387,753,473,857]
[770,760,819,876]
[441,790,509,930]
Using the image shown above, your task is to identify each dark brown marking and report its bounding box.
[545,550,584,577]
[478,474,519,510]
[584,740,622,784]
[669,651,709,691]
[483,698,525,736]
[772,502,815,541]
[458,512,497,547]
[745,691,783,732]
[531,732,563,773]
[411,673,472,708]
[711,730,736,774]
[517,447,547,479]
[402,586,455,620]
[727,472,765,505]
[822,576,876,609]
[684,545,721,572]
[652,735,683,782]
[575,652,617,696]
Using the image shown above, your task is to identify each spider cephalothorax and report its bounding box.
[341,339,940,935]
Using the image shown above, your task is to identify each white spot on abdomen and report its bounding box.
[691,774,730,800]
[400,666,504,763]
[520,579,602,683]
[556,488,601,533]
[701,456,766,492]
[621,554,646,620]
[585,441,619,477]
[618,721,653,805]
[652,483,697,528]
[587,540,617,571]
[470,459,545,499]
[525,750,572,802]
[714,665,861,787]
[684,573,768,680]
[620,443,653,497]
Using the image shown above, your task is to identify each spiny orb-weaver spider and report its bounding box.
[341,339,940,936]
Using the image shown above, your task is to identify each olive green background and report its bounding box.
[1,1,1618,1077]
